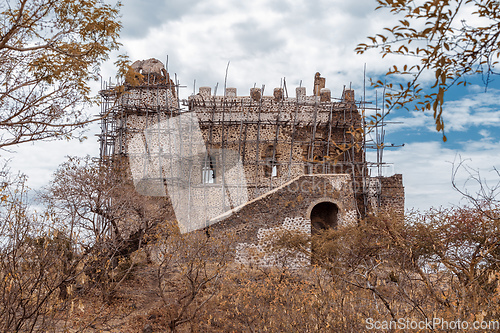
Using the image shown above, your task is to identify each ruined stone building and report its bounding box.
[99,58,404,265]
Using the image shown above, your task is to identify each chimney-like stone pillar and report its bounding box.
[226,87,237,97]
[320,88,331,102]
[250,88,261,101]
[273,88,284,101]
[343,89,355,103]
[314,72,326,96]
[296,87,306,102]
[199,87,211,99]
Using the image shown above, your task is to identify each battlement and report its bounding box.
[190,86,355,105]
[186,85,361,129]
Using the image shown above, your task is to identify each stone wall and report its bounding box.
[101,59,406,266]
[188,85,364,201]
[210,174,356,239]
[379,174,405,217]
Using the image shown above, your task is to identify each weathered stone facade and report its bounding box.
[99,59,405,265]
[187,85,364,199]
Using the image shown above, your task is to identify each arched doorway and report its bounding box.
[310,201,339,234]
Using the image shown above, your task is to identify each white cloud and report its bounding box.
[115,0,402,99]
[443,88,500,131]
[375,139,500,211]
[2,123,100,190]
[479,129,491,139]
[4,0,500,214]
[380,85,500,136]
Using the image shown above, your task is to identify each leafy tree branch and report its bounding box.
[356,0,500,141]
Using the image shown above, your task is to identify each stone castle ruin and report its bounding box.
[99,58,404,265]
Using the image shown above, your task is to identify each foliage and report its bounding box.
[0,0,121,148]
[355,0,500,141]
[43,156,171,253]
[0,171,80,331]
[0,155,174,330]
[305,208,500,325]
[5,181,499,331]
[114,54,144,88]
[201,267,366,332]
[3,159,500,331]
[125,204,500,332]
[410,206,500,315]
[42,156,174,301]
[148,225,231,333]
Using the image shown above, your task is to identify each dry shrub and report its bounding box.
[0,174,82,332]
[302,207,500,327]
[190,205,500,332]
[196,266,373,332]
[145,224,233,332]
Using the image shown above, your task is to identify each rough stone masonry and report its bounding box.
[99,58,405,266]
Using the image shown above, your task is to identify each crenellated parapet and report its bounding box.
[187,86,360,127]
[189,85,352,107]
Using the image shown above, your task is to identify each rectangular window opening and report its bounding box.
[202,155,216,184]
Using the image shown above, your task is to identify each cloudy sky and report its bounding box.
[5,0,500,211]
